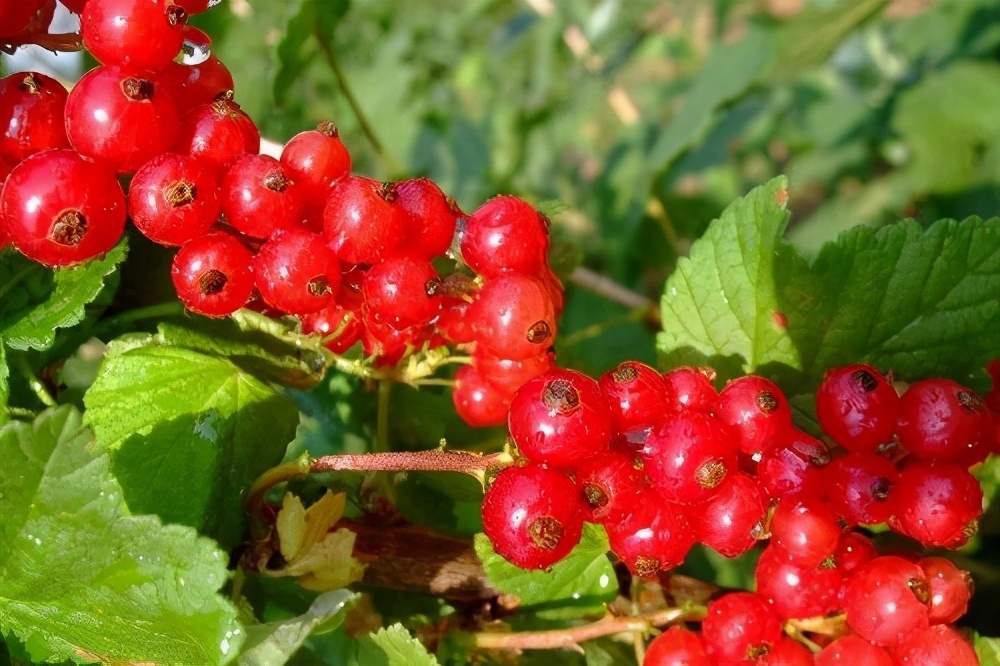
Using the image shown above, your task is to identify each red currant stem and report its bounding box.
[5,406,38,421]
[311,450,512,477]
[245,453,314,536]
[647,197,682,258]
[411,378,457,387]
[14,355,57,408]
[471,606,706,651]
[784,623,823,654]
[0,264,35,303]
[560,306,649,348]
[787,613,849,638]
[1,32,84,54]
[312,27,403,174]
[569,266,661,326]
[376,380,391,453]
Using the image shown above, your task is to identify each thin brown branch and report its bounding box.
[569,266,661,326]
[311,450,511,478]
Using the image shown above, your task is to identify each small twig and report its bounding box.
[2,32,84,54]
[14,355,56,408]
[311,450,511,479]
[569,267,661,326]
[91,301,185,339]
[375,380,391,453]
[788,614,849,638]
[472,606,704,651]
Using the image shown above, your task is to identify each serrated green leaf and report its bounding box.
[239,589,358,666]
[84,341,298,549]
[357,624,438,666]
[474,524,618,608]
[273,0,350,104]
[975,634,1000,666]
[658,178,1000,393]
[0,240,126,351]
[0,406,242,665]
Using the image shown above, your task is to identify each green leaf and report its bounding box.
[356,624,438,666]
[657,178,1000,393]
[0,345,8,425]
[474,524,618,608]
[0,406,242,665]
[239,590,358,666]
[273,0,350,104]
[84,340,299,549]
[975,634,1000,666]
[0,240,127,351]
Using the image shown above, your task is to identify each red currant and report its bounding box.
[220,154,303,239]
[171,232,254,317]
[395,176,461,260]
[253,228,340,315]
[641,412,739,504]
[756,428,830,501]
[842,555,931,646]
[460,195,549,277]
[920,556,972,625]
[0,71,70,161]
[82,0,187,71]
[177,95,260,177]
[754,543,843,619]
[691,471,766,558]
[452,365,514,428]
[661,366,717,414]
[598,360,669,432]
[472,350,554,394]
[890,460,983,549]
[897,378,994,465]
[820,452,898,526]
[323,175,404,265]
[894,624,979,665]
[469,274,557,360]
[643,626,710,666]
[128,153,219,246]
[815,635,894,666]
[279,121,351,208]
[361,254,441,331]
[161,56,234,115]
[816,364,900,454]
[573,448,645,524]
[300,298,363,355]
[770,496,842,569]
[713,375,793,458]
[605,491,694,577]
[833,530,877,577]
[701,592,783,664]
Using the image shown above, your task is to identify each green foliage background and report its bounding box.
[2,0,1000,664]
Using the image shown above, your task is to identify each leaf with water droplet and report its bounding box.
[0,406,242,664]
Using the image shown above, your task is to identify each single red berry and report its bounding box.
[756,428,830,501]
[171,232,254,317]
[0,3,48,37]
[472,350,554,394]
[160,56,234,115]
[894,623,980,665]
[253,228,340,315]
[573,448,645,524]
[643,626,710,666]
[919,556,973,625]
[815,635,894,666]
[1,149,125,267]
[701,592,783,664]
[820,452,899,526]
[713,375,793,458]
[760,638,814,666]
[692,471,766,558]
[360,318,418,367]
[82,0,187,71]
[300,298,363,355]
[394,176,462,260]
[323,175,404,265]
[469,274,558,360]
[770,496,842,568]
[641,412,739,505]
[220,154,303,239]
[897,378,994,465]
[64,66,180,174]
[176,95,260,177]
[890,460,983,549]
[481,464,585,570]
[128,153,219,246]
[507,367,613,468]
[0,71,70,161]
[435,295,476,344]
[598,360,669,433]
[280,121,351,207]
[173,0,212,13]
[460,195,549,277]
[661,366,717,414]
[361,254,441,330]
[754,543,843,619]
[833,530,877,577]
[816,364,900,454]
[453,364,514,428]
[605,491,694,577]
[843,555,931,646]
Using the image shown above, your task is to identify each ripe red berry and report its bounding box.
[661,366,717,414]
[469,274,557,360]
[481,464,585,570]
[894,623,979,665]
[833,530,877,577]
[394,177,461,260]
[253,228,340,315]
[452,365,514,428]
[815,635,894,666]
[171,232,254,317]
[641,412,739,504]
[691,471,766,557]
[82,0,187,71]
[754,543,843,619]
[816,364,900,454]
[598,360,669,432]
[605,491,694,577]
[460,195,549,277]
[897,378,994,465]
[0,71,70,161]
[507,367,612,468]
[919,556,972,625]
[643,626,710,666]
[64,66,180,174]
[361,254,440,330]
[573,448,645,524]
[300,299,363,355]
[279,121,351,207]
[360,318,418,367]
[177,96,260,177]
[323,175,404,265]
[890,460,983,549]
[1,149,125,267]
[128,153,219,246]
[160,56,234,115]
[220,154,303,239]
[756,428,830,501]
[472,350,554,394]
[701,592,783,664]
[843,555,931,646]
[713,375,793,458]
[762,638,814,666]
[820,452,898,526]
[770,496,842,568]
[0,3,49,37]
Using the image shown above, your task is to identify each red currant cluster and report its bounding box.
[0,0,565,427]
[482,361,997,662]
